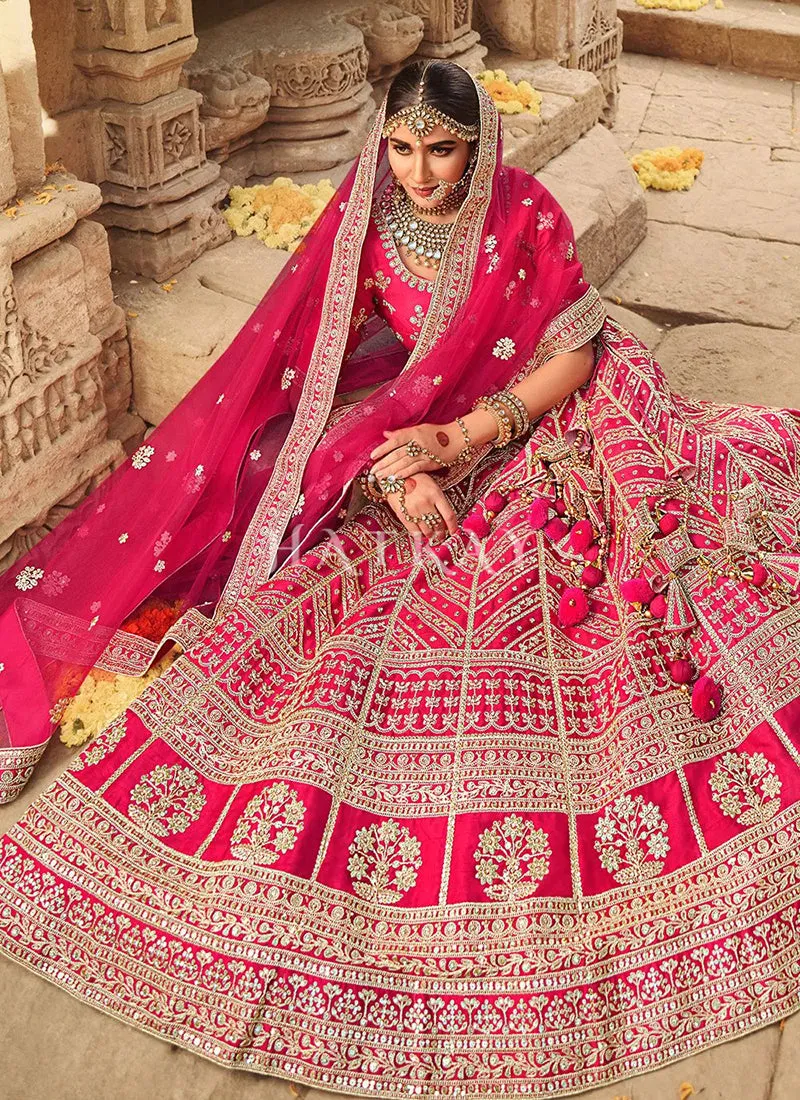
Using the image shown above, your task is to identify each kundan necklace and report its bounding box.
[387,184,457,270]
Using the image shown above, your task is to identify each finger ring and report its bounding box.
[421,511,440,527]
[380,474,405,495]
[405,440,423,458]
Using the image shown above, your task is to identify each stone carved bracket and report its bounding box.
[100,87,204,189]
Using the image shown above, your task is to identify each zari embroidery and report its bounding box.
[128,764,206,838]
[230,782,307,865]
[594,794,670,884]
[347,818,423,904]
[708,751,782,825]
[473,814,552,901]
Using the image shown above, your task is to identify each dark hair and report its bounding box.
[385,60,480,130]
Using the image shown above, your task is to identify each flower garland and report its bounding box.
[476,69,542,116]
[630,146,705,191]
[223,177,336,251]
[57,598,182,748]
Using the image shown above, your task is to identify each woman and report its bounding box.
[0,59,799,1097]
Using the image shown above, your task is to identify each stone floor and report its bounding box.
[2,51,800,1100]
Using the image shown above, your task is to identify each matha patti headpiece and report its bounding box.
[382,64,480,145]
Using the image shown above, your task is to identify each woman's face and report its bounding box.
[387,123,472,209]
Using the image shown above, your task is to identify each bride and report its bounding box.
[0,58,799,1098]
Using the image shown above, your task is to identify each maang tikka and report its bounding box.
[381,64,480,146]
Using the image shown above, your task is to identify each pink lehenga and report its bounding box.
[1,78,800,1098]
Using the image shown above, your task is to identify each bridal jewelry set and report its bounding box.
[358,391,531,532]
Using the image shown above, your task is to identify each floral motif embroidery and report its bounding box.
[41,570,70,597]
[562,241,575,261]
[131,445,154,470]
[14,566,43,591]
[594,794,670,884]
[473,814,551,901]
[292,493,305,518]
[409,304,425,331]
[165,450,177,462]
[518,269,527,280]
[249,450,262,461]
[118,533,129,544]
[221,531,232,543]
[347,819,422,904]
[352,307,369,331]
[484,234,497,253]
[128,765,206,838]
[522,197,533,206]
[216,393,225,405]
[492,337,516,360]
[487,253,500,274]
[230,782,306,865]
[364,270,391,292]
[537,211,555,231]
[73,715,127,772]
[433,375,442,386]
[281,366,296,390]
[709,751,782,826]
[154,559,166,573]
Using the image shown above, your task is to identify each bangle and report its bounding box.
[473,394,514,448]
[495,390,530,438]
[454,415,475,464]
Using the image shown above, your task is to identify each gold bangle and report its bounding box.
[495,390,530,438]
[474,394,514,448]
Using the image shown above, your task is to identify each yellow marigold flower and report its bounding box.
[630,145,705,190]
[635,0,708,9]
[477,69,542,116]
[225,177,334,251]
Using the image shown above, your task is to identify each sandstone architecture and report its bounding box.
[0,0,639,568]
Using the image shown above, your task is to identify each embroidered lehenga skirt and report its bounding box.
[1,321,799,1097]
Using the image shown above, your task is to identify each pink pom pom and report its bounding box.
[691,675,722,721]
[581,565,603,588]
[569,519,594,554]
[669,658,694,684]
[621,578,654,606]
[649,593,667,618]
[544,517,570,542]
[463,511,490,538]
[554,498,567,516]
[527,497,550,530]
[558,586,589,627]
[751,561,768,587]
[658,513,680,535]
[485,491,506,514]
[584,543,600,562]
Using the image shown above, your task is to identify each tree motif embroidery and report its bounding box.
[128,764,206,838]
[347,819,422,905]
[230,782,307,865]
[73,715,127,772]
[473,814,551,901]
[708,751,782,826]
[594,794,670,884]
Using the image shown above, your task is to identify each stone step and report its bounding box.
[618,0,800,80]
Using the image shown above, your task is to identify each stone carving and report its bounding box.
[570,0,622,122]
[341,5,424,81]
[100,89,204,190]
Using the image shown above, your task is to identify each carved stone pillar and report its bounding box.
[397,0,487,71]
[475,0,622,122]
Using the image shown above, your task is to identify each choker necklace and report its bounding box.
[387,184,455,270]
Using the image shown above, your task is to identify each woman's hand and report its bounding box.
[383,472,459,544]
[369,421,465,479]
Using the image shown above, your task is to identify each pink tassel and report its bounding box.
[554,498,567,517]
[691,675,722,721]
[463,511,490,538]
[558,587,589,627]
[621,578,654,606]
[485,491,506,515]
[527,497,550,530]
[582,565,603,588]
[569,519,594,554]
[585,544,600,562]
[669,658,694,684]
[544,517,570,542]
[658,514,680,535]
[750,561,768,587]
[649,593,667,618]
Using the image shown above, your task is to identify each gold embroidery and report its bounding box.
[347,818,422,904]
[473,814,551,901]
[594,794,670,884]
[72,715,127,772]
[230,782,306,864]
[709,750,782,826]
[128,764,206,838]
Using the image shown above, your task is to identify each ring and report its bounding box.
[405,440,423,458]
[379,474,405,495]
[420,511,441,527]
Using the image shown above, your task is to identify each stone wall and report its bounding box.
[0,0,141,572]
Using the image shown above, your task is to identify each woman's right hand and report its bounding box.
[384,472,458,544]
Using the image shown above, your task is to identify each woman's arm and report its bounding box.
[456,339,596,449]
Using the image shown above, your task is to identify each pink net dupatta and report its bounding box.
[0,78,606,802]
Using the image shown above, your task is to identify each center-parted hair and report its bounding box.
[385,60,480,132]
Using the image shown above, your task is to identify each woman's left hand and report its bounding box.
[369,422,463,479]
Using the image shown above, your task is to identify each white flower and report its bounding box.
[518,269,526,280]
[216,393,225,405]
[154,531,171,556]
[484,234,497,254]
[166,450,177,462]
[433,374,442,386]
[339,201,347,211]
[281,366,296,390]
[195,465,204,477]
[118,532,129,544]
[492,337,516,361]
[522,197,533,206]
[131,444,155,470]
[537,211,555,231]
[249,449,262,461]
[487,253,500,274]
[292,493,305,517]
[221,531,232,543]
[154,559,166,573]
